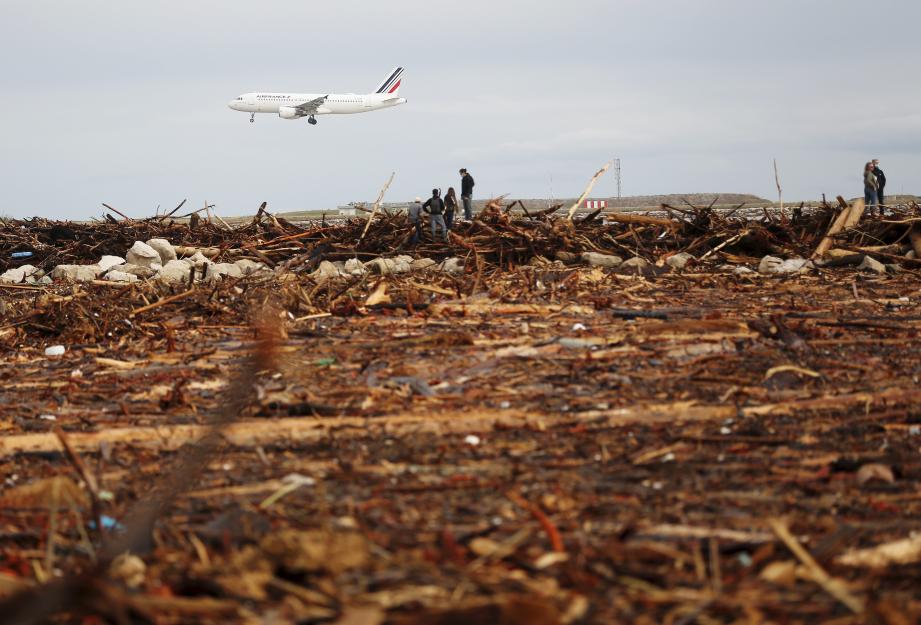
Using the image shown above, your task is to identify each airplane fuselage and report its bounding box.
[228,92,406,117]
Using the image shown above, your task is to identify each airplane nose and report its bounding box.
[228,100,239,110]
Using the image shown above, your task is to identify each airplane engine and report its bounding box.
[278,106,300,119]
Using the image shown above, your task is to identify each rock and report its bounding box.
[344,258,367,276]
[312,260,344,280]
[395,255,414,265]
[126,241,161,268]
[146,238,177,264]
[120,264,158,278]
[365,258,406,275]
[666,252,694,270]
[210,263,244,279]
[44,345,66,357]
[410,258,437,271]
[186,251,212,271]
[109,553,146,589]
[733,266,755,275]
[438,257,465,275]
[857,255,887,274]
[1,264,39,284]
[51,264,100,282]
[104,270,138,283]
[158,259,192,283]
[97,256,126,272]
[235,259,268,276]
[759,256,814,275]
[581,252,623,268]
[39,275,52,285]
[621,257,649,271]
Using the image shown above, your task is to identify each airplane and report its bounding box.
[228,67,406,125]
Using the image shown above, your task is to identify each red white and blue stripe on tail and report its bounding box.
[375,67,404,95]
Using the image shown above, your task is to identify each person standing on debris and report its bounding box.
[444,187,458,231]
[408,197,424,246]
[872,159,887,207]
[423,188,449,242]
[863,161,879,212]
[459,168,475,220]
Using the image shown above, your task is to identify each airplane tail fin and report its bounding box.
[374,67,404,95]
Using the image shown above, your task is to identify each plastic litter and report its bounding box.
[44,345,66,357]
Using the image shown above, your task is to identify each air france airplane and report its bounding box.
[228,67,406,125]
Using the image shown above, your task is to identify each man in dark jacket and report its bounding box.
[872,159,887,207]
[459,168,475,220]
[423,189,448,242]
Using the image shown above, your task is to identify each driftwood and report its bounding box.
[812,198,865,258]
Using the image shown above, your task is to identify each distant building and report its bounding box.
[582,199,608,210]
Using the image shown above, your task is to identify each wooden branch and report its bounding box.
[768,518,864,613]
[604,213,677,229]
[101,203,131,221]
[358,172,395,244]
[566,162,612,220]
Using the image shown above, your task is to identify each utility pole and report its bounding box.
[613,158,622,198]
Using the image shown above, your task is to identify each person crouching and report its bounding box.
[408,197,424,245]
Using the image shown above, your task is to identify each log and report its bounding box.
[812,198,865,259]
[603,213,677,229]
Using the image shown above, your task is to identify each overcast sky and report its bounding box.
[2,0,919,219]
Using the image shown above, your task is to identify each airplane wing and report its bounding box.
[294,95,328,115]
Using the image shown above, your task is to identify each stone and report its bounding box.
[1,264,39,284]
[51,264,100,282]
[146,238,177,264]
[758,256,813,275]
[126,241,161,268]
[186,251,212,271]
[235,259,268,276]
[157,259,192,283]
[210,263,244,279]
[857,255,887,274]
[97,256,126,272]
[344,258,367,276]
[365,258,403,275]
[621,257,649,270]
[104,270,139,283]
[410,258,437,271]
[666,252,694,270]
[581,252,623,268]
[438,257,465,275]
[312,260,344,280]
[120,264,158,278]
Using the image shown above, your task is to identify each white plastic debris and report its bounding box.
[464,435,481,446]
[572,323,587,331]
[38,414,57,421]
[720,426,732,435]
[44,345,66,357]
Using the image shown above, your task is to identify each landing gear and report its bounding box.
[250,113,255,123]
[308,115,317,126]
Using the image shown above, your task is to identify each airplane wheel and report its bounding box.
[308,116,317,126]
